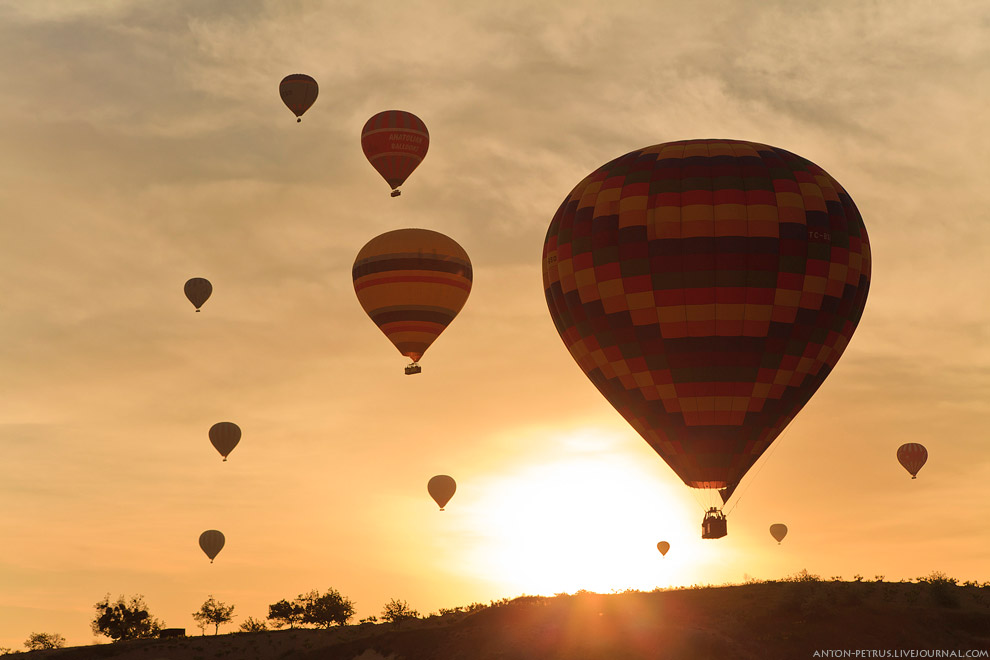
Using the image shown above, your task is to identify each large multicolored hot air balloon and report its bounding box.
[209,422,241,461]
[279,74,318,122]
[657,541,670,556]
[897,443,927,479]
[428,475,456,511]
[542,139,871,538]
[769,523,788,544]
[199,530,225,563]
[361,111,429,196]
[184,278,212,312]
[353,229,472,374]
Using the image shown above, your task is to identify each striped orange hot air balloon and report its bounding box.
[353,229,472,374]
[897,443,927,479]
[361,111,429,196]
[279,74,318,122]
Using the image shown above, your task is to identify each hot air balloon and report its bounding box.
[542,139,871,539]
[279,74,318,122]
[209,422,240,461]
[657,541,670,556]
[769,523,788,544]
[199,530,225,563]
[428,475,456,511]
[897,443,927,479]
[184,278,212,312]
[361,111,429,196]
[353,229,472,374]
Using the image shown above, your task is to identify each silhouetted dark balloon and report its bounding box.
[428,475,456,511]
[199,530,225,563]
[184,278,212,312]
[769,524,788,544]
[657,541,670,556]
[279,74,318,122]
[897,443,927,479]
[209,422,240,462]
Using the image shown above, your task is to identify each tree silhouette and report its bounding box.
[298,588,355,628]
[239,616,268,633]
[24,632,65,650]
[381,598,419,627]
[92,594,162,641]
[192,595,236,635]
[267,598,305,629]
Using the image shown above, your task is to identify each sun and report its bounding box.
[455,427,704,596]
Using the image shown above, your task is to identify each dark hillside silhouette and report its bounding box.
[22,578,990,660]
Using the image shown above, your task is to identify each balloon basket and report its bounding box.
[405,364,422,375]
[701,509,727,539]
[390,190,401,197]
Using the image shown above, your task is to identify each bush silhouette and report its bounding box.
[25,632,65,650]
[92,594,163,641]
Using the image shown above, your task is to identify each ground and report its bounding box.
[15,580,990,660]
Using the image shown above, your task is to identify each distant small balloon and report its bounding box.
[657,541,670,557]
[184,278,212,312]
[209,422,241,461]
[769,524,788,544]
[896,443,927,479]
[279,74,318,122]
[199,530,225,563]
[428,475,456,511]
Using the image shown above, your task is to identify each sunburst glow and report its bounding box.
[457,428,701,595]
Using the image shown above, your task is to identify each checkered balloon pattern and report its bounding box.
[542,140,871,492]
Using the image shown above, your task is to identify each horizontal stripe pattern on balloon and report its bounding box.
[353,229,472,365]
[361,111,429,192]
[543,139,871,491]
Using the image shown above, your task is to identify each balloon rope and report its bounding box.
[688,483,709,514]
[725,424,793,516]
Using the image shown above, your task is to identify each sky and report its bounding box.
[0,0,988,649]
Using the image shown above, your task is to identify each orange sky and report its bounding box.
[1,0,988,649]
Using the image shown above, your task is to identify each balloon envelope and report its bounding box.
[353,229,472,366]
[428,475,456,510]
[279,74,318,120]
[769,523,788,543]
[199,530,225,562]
[361,110,429,194]
[184,278,212,311]
[657,541,670,556]
[209,422,241,461]
[897,443,927,478]
[542,139,871,497]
